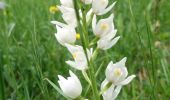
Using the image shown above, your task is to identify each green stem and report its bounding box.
[82,9,89,46]
[73,1,100,100]
[145,15,156,99]
[84,62,104,97]
[0,52,5,100]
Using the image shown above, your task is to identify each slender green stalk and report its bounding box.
[31,19,50,99]
[128,0,155,99]
[128,0,143,47]
[84,62,104,97]
[145,15,156,99]
[82,9,89,46]
[0,52,5,100]
[73,1,100,99]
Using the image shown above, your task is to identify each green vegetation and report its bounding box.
[0,0,170,99]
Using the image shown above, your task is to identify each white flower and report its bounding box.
[92,14,114,38]
[58,6,77,28]
[58,70,82,99]
[97,30,120,50]
[101,79,122,100]
[81,0,92,4]
[92,0,116,15]
[51,21,76,46]
[60,0,74,8]
[57,0,77,27]
[65,44,93,70]
[0,2,6,9]
[105,57,136,85]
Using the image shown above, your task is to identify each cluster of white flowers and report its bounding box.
[51,0,136,99]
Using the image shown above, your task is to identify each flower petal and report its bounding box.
[117,57,127,67]
[51,21,67,28]
[92,14,97,35]
[65,44,79,54]
[104,36,120,50]
[58,75,67,82]
[66,60,86,70]
[112,85,122,100]
[86,8,93,22]
[102,29,117,40]
[118,75,136,85]
[60,0,74,8]
[66,60,80,70]
[97,2,116,15]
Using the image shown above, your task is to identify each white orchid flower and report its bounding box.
[58,6,77,28]
[81,0,92,4]
[97,29,120,50]
[65,44,93,70]
[0,2,6,9]
[105,57,136,85]
[92,14,115,38]
[60,0,74,8]
[92,0,116,15]
[101,79,122,100]
[51,21,76,46]
[58,70,82,99]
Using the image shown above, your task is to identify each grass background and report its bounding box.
[0,0,170,99]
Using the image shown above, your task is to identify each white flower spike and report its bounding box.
[101,79,122,100]
[58,70,82,99]
[105,57,136,85]
[81,0,92,5]
[65,44,93,70]
[97,30,120,50]
[51,21,76,46]
[92,0,116,15]
[92,14,114,38]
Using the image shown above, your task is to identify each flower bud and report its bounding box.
[58,70,82,99]
[51,21,76,46]
[58,6,77,28]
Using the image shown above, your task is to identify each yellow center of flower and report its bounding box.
[73,53,77,59]
[114,68,122,76]
[49,6,58,14]
[100,23,108,31]
[76,33,80,40]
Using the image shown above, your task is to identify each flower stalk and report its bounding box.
[73,1,100,99]
[49,0,136,99]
